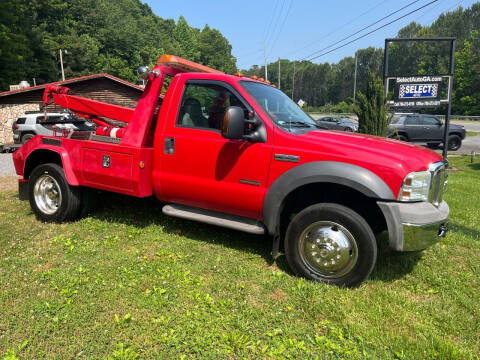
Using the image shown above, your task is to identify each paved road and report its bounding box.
[449,134,480,154]
[452,121,480,132]
[0,154,15,176]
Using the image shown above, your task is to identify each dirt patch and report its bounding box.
[0,175,20,191]
[270,288,288,301]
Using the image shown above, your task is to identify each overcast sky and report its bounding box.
[145,0,476,69]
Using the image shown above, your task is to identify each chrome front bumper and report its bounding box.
[377,200,449,251]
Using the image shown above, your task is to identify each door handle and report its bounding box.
[164,137,175,155]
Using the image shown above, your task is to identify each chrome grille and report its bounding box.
[428,161,447,207]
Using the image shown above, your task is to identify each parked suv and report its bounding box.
[388,113,466,150]
[315,116,358,132]
[12,112,94,144]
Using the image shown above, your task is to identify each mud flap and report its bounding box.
[18,180,29,201]
[271,230,281,260]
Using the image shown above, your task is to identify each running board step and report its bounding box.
[162,204,265,235]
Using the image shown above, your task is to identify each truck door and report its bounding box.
[156,80,272,220]
[404,115,423,141]
[421,115,444,141]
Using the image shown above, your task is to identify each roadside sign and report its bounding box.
[393,76,443,109]
[383,37,456,161]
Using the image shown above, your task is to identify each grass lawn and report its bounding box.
[467,131,479,137]
[1,157,479,359]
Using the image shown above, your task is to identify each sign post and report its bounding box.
[383,37,456,162]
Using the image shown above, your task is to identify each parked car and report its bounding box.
[315,116,358,132]
[388,113,466,150]
[12,112,95,144]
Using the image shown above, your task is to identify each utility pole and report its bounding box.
[264,41,268,81]
[59,49,66,81]
[353,53,358,102]
[278,57,281,90]
[292,61,296,100]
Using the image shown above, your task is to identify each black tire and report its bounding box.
[29,163,81,222]
[344,127,353,132]
[285,203,377,287]
[21,133,35,144]
[447,135,461,151]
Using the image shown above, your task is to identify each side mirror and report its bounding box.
[221,106,245,140]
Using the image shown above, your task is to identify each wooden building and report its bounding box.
[0,74,143,144]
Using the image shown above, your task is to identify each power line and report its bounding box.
[263,0,281,43]
[306,0,438,61]
[422,0,464,23]
[302,0,423,61]
[285,0,391,58]
[268,0,293,56]
[265,0,287,46]
[416,0,446,21]
[445,0,465,12]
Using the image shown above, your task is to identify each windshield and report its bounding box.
[240,80,318,132]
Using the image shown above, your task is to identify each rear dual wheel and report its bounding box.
[285,203,377,287]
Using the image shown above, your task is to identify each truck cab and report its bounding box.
[12,55,449,287]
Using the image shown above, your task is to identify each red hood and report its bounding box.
[275,129,443,196]
[302,130,442,171]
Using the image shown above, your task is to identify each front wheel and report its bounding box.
[29,163,81,222]
[285,203,377,287]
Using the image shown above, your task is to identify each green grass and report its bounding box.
[467,131,479,136]
[1,157,479,359]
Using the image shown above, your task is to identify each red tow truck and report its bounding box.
[13,55,449,287]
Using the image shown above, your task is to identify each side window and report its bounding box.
[16,117,26,125]
[37,116,63,124]
[405,116,420,125]
[423,116,441,125]
[177,83,248,131]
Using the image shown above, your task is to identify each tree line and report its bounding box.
[242,3,480,116]
[0,0,237,91]
[1,1,478,115]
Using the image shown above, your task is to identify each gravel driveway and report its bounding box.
[0,154,15,176]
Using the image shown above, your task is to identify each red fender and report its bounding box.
[13,138,80,186]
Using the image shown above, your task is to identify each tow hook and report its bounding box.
[438,224,448,237]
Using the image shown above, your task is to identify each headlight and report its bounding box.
[398,170,431,202]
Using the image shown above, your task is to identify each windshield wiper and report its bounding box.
[281,121,313,128]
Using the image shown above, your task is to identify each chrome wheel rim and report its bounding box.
[298,221,358,279]
[33,174,62,215]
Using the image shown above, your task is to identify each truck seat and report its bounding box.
[181,98,208,127]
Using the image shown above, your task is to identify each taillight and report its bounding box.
[13,125,18,129]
